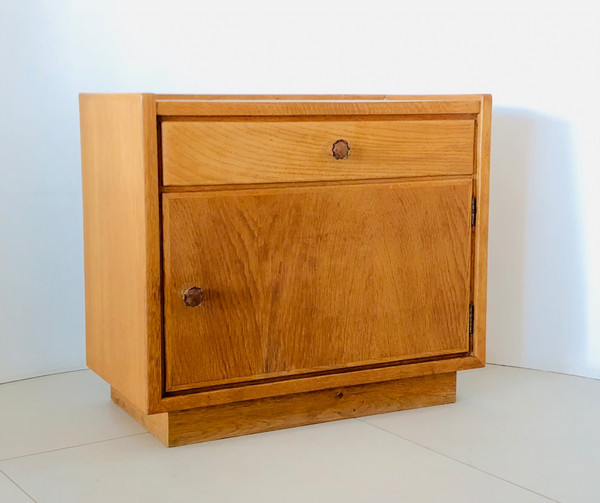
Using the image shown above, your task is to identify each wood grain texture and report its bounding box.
[156,355,479,412]
[160,174,475,194]
[155,94,489,101]
[162,119,475,186]
[111,387,168,445]
[81,93,491,419]
[80,94,161,413]
[163,180,473,392]
[113,374,456,446]
[472,95,492,363]
[156,99,481,116]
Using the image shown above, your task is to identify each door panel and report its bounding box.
[163,180,473,391]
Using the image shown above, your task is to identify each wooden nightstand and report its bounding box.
[80,94,491,446]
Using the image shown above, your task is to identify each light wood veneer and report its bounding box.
[80,94,492,446]
[162,119,475,186]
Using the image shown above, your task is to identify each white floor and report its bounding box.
[0,365,598,503]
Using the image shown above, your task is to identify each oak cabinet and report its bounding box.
[80,94,491,447]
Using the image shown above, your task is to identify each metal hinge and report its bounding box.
[469,303,474,335]
[471,196,477,227]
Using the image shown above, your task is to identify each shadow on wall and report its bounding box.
[487,108,589,376]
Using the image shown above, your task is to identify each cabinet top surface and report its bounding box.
[80,93,490,102]
[80,94,492,117]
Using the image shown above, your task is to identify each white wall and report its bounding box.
[1,0,599,382]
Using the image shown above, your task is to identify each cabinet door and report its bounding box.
[162,180,473,392]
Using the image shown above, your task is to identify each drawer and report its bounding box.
[161,119,475,186]
[162,179,473,392]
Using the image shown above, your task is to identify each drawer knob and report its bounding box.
[332,139,350,160]
[182,287,204,307]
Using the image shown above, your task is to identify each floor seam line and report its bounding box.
[0,467,38,503]
[486,362,599,381]
[2,365,597,388]
[358,420,561,503]
[0,432,150,463]
[0,368,88,386]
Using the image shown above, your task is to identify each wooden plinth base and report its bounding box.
[111,372,456,447]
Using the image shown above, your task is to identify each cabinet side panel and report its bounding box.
[80,94,159,412]
[472,95,492,363]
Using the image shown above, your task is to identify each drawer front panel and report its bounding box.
[162,180,473,392]
[161,119,475,186]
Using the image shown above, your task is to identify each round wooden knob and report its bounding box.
[183,287,204,307]
[332,139,350,160]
